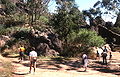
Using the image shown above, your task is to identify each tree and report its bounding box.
[50,1,86,42]
[93,0,120,27]
[0,0,16,15]
[56,0,75,5]
[16,0,51,25]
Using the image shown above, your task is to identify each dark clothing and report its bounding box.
[31,58,37,65]
[19,51,24,61]
[102,52,107,64]
[103,57,107,64]
[96,51,99,57]
[109,52,112,60]
[103,48,108,52]
[19,51,24,56]
[102,52,107,57]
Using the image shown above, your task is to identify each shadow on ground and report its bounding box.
[89,61,120,75]
[11,56,120,75]
[12,72,29,75]
[19,57,83,72]
[6,55,19,58]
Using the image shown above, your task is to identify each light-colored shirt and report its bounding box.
[29,51,37,57]
[82,54,87,59]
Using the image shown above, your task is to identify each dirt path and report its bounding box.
[10,52,120,77]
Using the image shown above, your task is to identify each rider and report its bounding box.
[101,46,108,64]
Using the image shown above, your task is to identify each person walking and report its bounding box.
[18,45,25,62]
[29,47,37,74]
[82,53,88,71]
[109,52,112,60]
[96,50,100,61]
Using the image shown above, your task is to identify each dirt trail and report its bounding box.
[10,52,120,77]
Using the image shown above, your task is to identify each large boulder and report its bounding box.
[47,33,62,52]
[36,43,50,56]
[11,27,63,56]
[0,35,10,47]
[0,40,5,47]
[26,29,63,56]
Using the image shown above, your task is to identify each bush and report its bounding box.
[0,24,5,30]
[61,44,84,57]
[39,16,49,24]
[69,29,105,47]
[63,29,105,57]
[0,26,31,36]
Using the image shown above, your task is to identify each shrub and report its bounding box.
[63,29,105,57]
[39,16,49,24]
[0,26,31,36]
[69,29,105,47]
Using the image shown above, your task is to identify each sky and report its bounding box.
[48,0,116,24]
[48,0,99,12]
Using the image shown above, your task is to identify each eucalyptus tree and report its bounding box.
[50,0,86,42]
[16,0,51,25]
[93,0,120,27]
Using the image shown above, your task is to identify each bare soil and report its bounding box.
[4,52,120,77]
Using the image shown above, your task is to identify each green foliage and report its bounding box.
[61,44,83,57]
[0,24,5,29]
[1,0,16,14]
[0,14,25,28]
[69,29,105,47]
[94,0,120,12]
[19,0,50,25]
[83,8,102,19]
[61,29,105,57]
[39,16,49,24]
[50,2,86,41]
[3,39,18,49]
[0,29,31,53]
[0,16,6,24]
[0,27,11,35]
[0,26,31,35]
[11,13,27,23]
[93,0,119,23]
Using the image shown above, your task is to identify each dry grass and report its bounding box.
[0,55,13,77]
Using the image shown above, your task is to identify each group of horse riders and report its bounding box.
[94,44,112,64]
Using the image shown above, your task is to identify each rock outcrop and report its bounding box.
[30,31,62,56]
[12,27,62,56]
[0,35,10,48]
